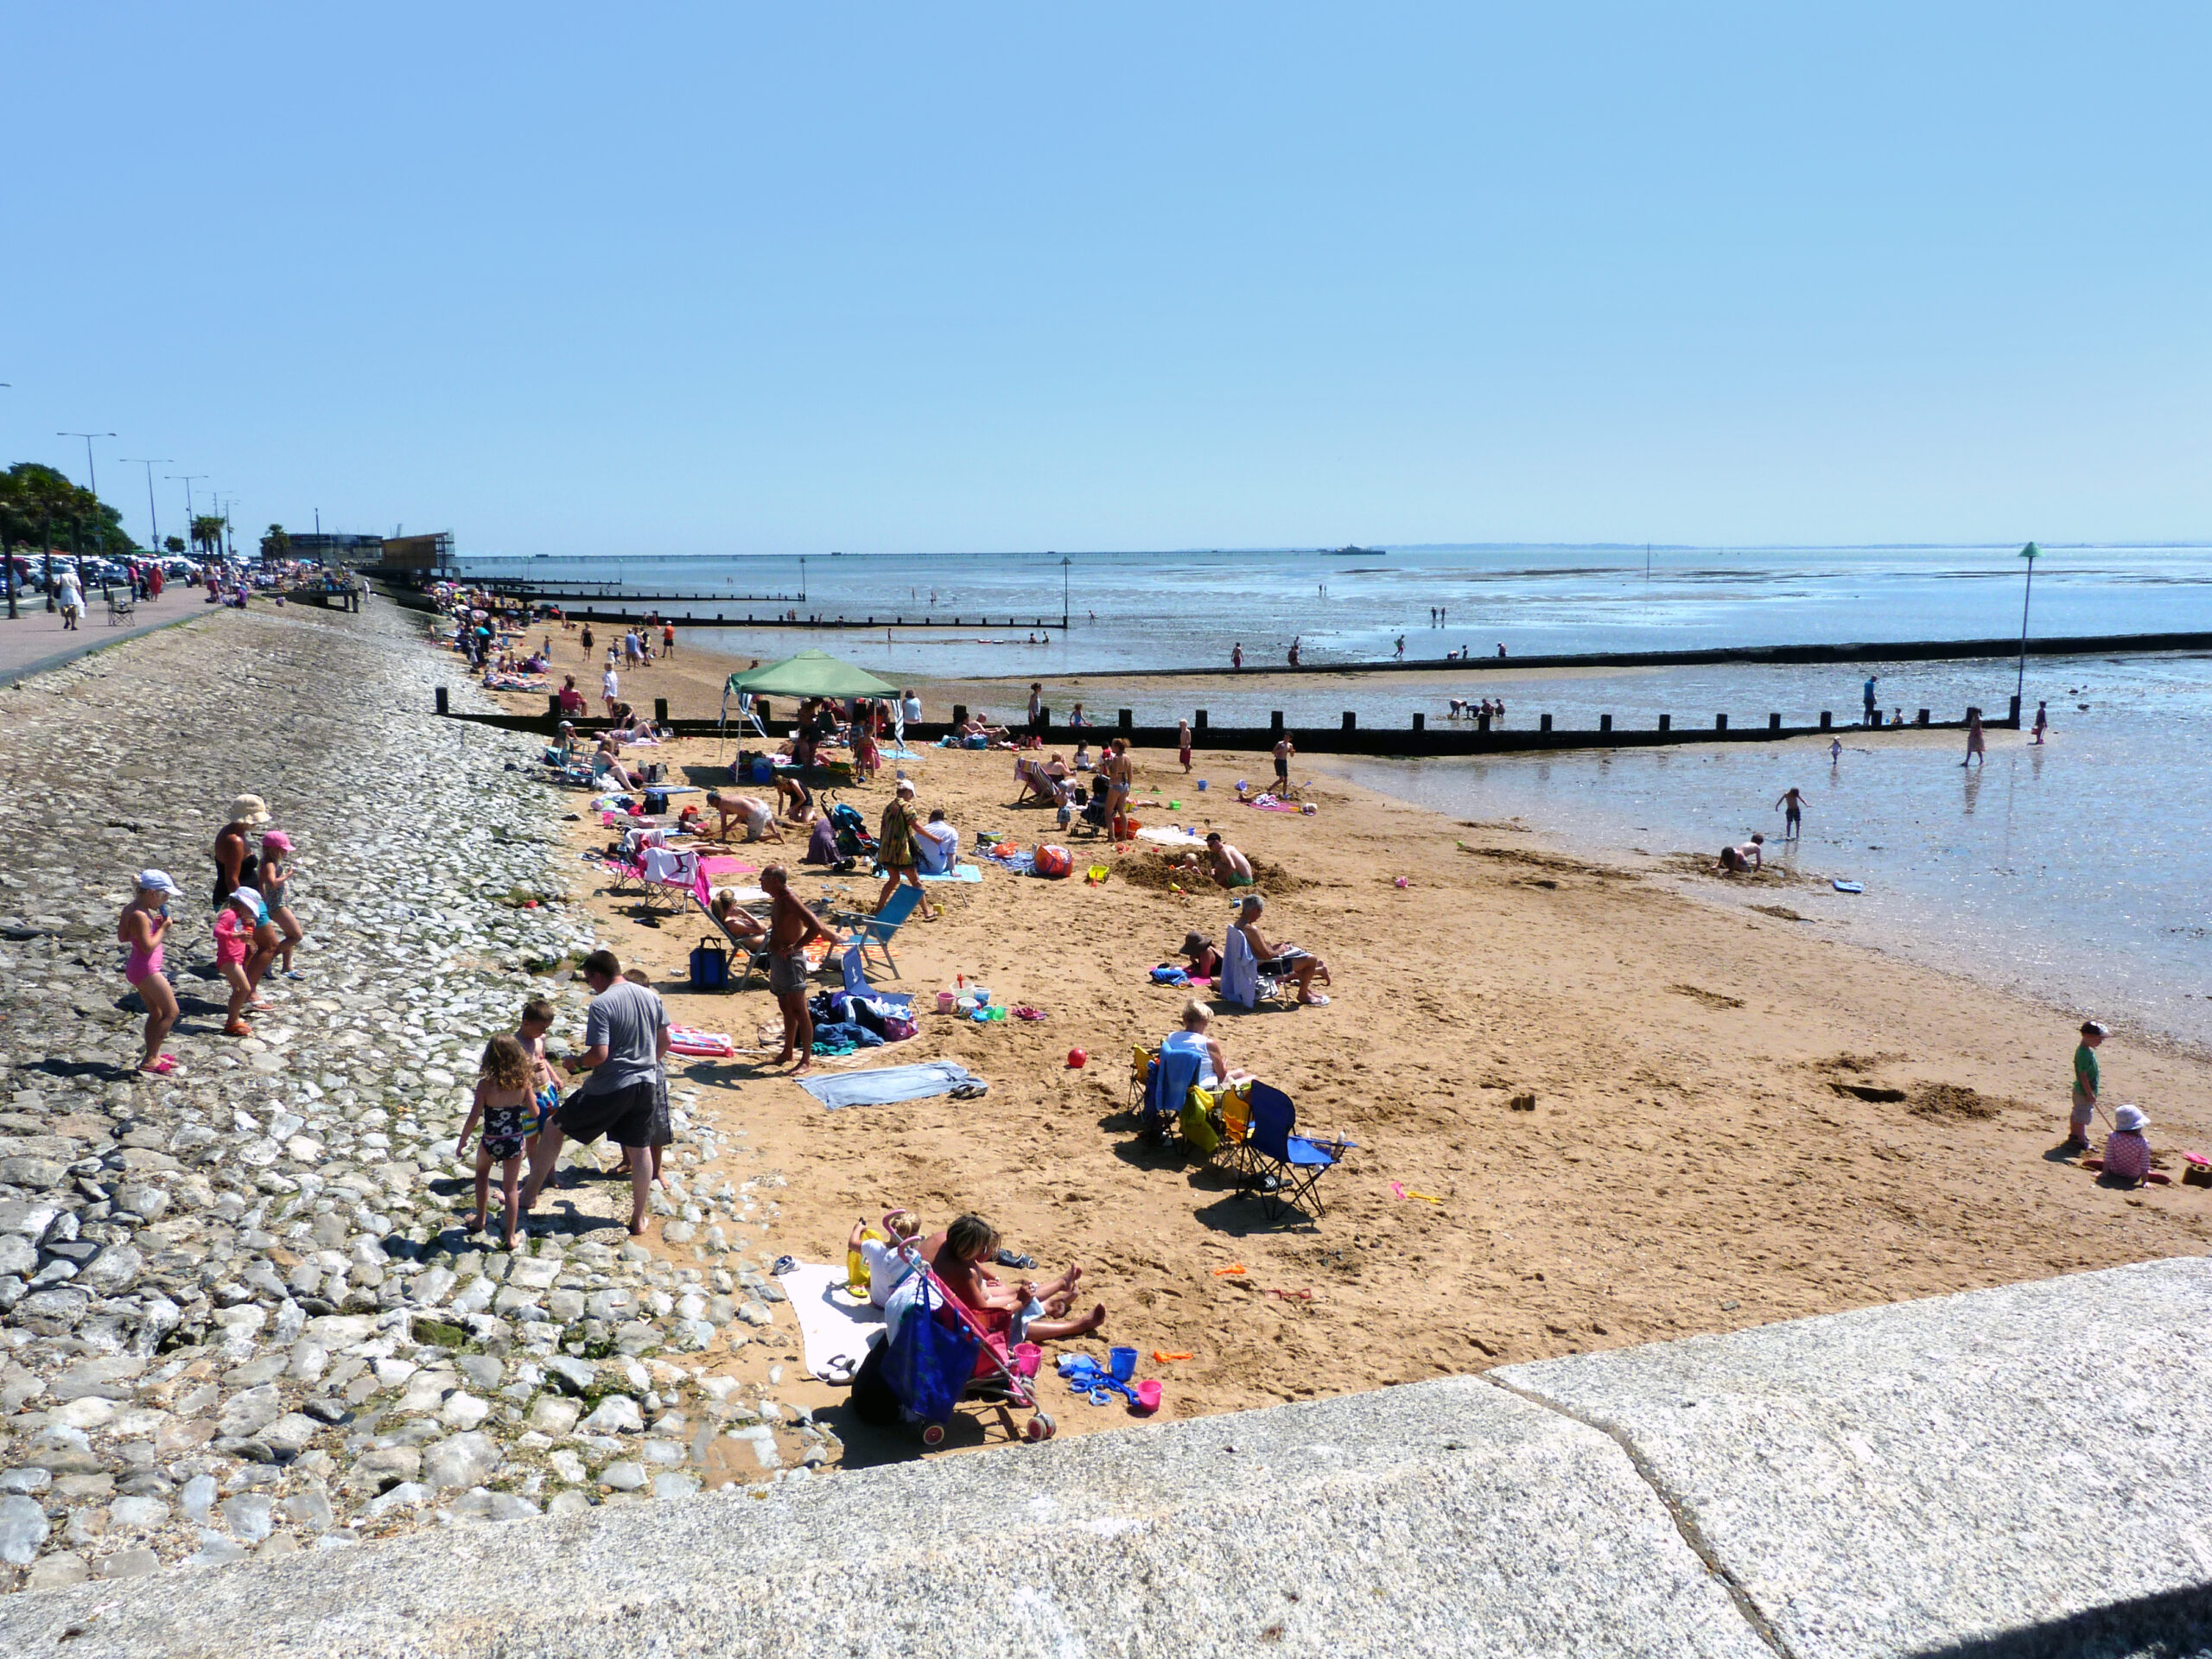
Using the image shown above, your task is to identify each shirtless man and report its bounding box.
[1233,893,1330,1005]
[761,865,841,1075]
[1272,734,1295,796]
[1717,833,1765,874]
[1203,830,1254,888]
[1101,737,1135,838]
[705,790,782,843]
[1774,787,1804,839]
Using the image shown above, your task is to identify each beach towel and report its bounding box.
[697,855,758,880]
[1135,827,1207,848]
[799,1059,988,1110]
[783,1262,887,1382]
[1242,794,1302,813]
[918,862,983,883]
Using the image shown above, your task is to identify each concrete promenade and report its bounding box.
[0,587,214,685]
[3,1256,2207,1657]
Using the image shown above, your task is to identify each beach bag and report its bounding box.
[689,939,729,992]
[644,788,670,816]
[1179,1092,1222,1155]
[1150,966,1189,985]
[884,1276,977,1426]
[1033,844,1073,879]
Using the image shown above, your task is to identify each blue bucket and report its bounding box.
[1109,1345,1138,1382]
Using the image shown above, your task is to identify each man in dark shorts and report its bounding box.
[763,865,842,1075]
[1272,735,1294,795]
[522,949,667,1236]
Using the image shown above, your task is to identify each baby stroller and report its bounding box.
[830,801,878,862]
[1071,785,1110,839]
[849,1244,1056,1447]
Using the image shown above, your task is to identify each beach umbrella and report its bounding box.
[723,649,897,701]
[717,650,898,760]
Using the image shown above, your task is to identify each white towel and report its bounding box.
[782,1262,887,1382]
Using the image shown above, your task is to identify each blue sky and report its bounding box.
[3,4,2206,556]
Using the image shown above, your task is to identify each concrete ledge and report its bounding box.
[0,1376,1760,1658]
[1497,1257,2212,1659]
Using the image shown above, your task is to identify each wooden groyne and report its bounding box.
[433,688,2022,756]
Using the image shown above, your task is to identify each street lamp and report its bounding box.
[168,475,207,564]
[120,458,171,576]
[2015,542,2039,709]
[58,431,117,594]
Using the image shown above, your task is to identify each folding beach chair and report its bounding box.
[830,883,923,979]
[1243,1082,1347,1221]
[1140,1041,1205,1145]
[1012,758,1069,809]
[841,944,914,1014]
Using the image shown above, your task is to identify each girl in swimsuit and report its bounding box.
[458,1034,535,1249]
[118,872,181,1075]
[259,830,305,978]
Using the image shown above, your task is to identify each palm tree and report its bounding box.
[261,523,290,562]
[190,515,226,560]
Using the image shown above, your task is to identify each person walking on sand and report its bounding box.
[118,871,181,1075]
[523,949,666,1236]
[663,621,675,658]
[1829,736,1842,765]
[213,795,268,908]
[877,779,925,912]
[1775,788,1804,840]
[1027,683,1044,734]
[1177,718,1192,774]
[1102,737,1135,839]
[1963,710,1986,767]
[2065,1020,2107,1153]
[1395,634,1406,661]
[1273,734,1295,796]
[2033,700,2050,744]
[57,565,83,630]
[601,663,619,716]
[1231,643,1243,671]
[760,865,842,1074]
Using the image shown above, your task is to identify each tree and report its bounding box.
[190,516,226,561]
[0,462,137,559]
[261,523,291,562]
[163,535,185,555]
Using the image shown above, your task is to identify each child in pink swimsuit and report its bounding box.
[118,871,182,1075]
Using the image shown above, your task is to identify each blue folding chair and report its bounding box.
[1243,1082,1348,1221]
[830,883,923,979]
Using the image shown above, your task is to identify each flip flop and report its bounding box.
[822,1355,856,1385]
[139,1056,177,1076]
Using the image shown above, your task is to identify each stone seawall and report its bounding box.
[0,602,828,1592]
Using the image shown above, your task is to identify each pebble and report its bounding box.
[0,604,805,1590]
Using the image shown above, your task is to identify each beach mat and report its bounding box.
[1135,827,1205,848]
[799,1059,985,1110]
[781,1262,887,1381]
[919,862,983,883]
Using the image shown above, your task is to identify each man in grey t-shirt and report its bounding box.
[523,949,668,1236]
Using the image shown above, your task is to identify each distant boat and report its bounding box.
[1325,545,1385,556]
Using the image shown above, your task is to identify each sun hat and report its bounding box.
[260,830,292,852]
[225,794,270,825]
[228,887,264,912]
[1181,931,1211,957]
[2114,1104,2148,1133]
[135,869,181,896]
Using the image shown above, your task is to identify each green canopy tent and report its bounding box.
[719,649,901,754]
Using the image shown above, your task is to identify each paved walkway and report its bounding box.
[0,586,218,682]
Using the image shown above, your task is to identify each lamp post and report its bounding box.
[168,474,207,562]
[2015,542,2039,708]
[121,458,171,582]
[0,384,13,620]
[57,431,116,589]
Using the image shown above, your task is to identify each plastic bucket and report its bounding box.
[1109,1345,1138,1382]
[1133,1379,1162,1413]
[1012,1342,1042,1378]
[970,987,992,1006]
[937,990,956,1014]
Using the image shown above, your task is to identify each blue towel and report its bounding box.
[799,1060,987,1111]
[918,863,983,883]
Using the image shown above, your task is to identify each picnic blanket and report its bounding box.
[1135,827,1206,848]
[798,1059,986,1111]
[697,855,758,880]
[918,862,983,883]
[981,847,1035,874]
[782,1262,887,1381]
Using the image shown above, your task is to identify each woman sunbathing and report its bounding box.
[709,889,767,943]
